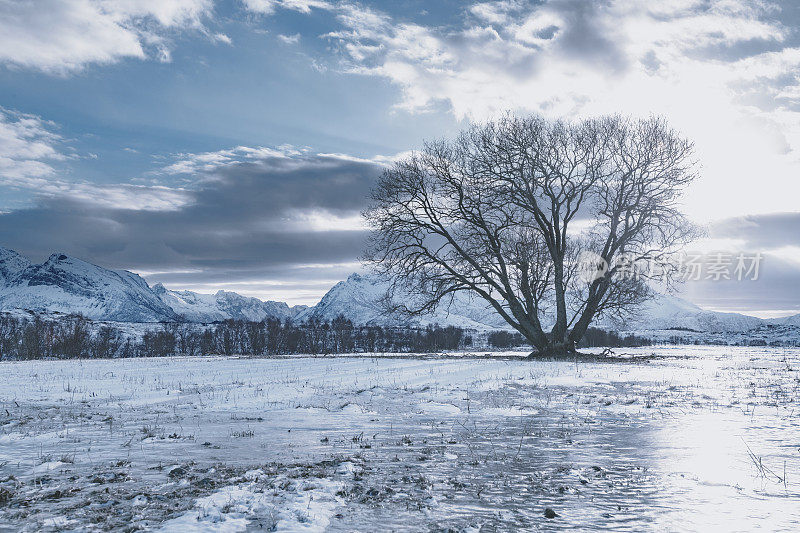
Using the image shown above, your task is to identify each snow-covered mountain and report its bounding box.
[298,272,783,335]
[0,249,177,322]
[0,247,307,323]
[768,313,800,327]
[0,245,796,336]
[597,293,765,333]
[0,247,30,284]
[153,284,306,323]
[296,273,510,330]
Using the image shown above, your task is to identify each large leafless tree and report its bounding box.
[363,115,698,356]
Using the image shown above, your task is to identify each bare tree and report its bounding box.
[363,114,698,356]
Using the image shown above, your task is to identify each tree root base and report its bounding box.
[526,349,607,361]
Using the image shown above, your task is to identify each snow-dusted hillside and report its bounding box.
[299,272,792,337]
[0,250,177,322]
[153,284,307,323]
[0,247,307,324]
[296,273,510,330]
[597,293,765,334]
[0,247,30,284]
[768,313,800,327]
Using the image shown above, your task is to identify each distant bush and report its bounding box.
[488,331,526,349]
[488,327,651,350]
[576,327,652,348]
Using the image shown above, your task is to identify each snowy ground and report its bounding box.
[1,346,799,531]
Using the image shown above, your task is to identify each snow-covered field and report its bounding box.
[1,346,799,531]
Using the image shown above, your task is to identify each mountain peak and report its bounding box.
[0,249,176,322]
[46,252,75,263]
[0,246,23,257]
[0,247,31,285]
[298,272,510,329]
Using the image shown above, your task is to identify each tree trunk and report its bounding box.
[551,261,568,343]
[527,339,577,359]
[568,279,609,347]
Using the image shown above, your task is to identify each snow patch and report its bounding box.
[160,465,348,532]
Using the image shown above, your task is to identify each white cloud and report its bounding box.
[325,1,793,119]
[0,108,64,186]
[285,209,366,232]
[162,145,304,174]
[278,33,301,44]
[162,143,409,180]
[317,0,800,222]
[0,108,191,210]
[104,0,211,26]
[768,245,800,266]
[0,0,214,74]
[470,1,521,25]
[62,183,193,210]
[213,32,233,44]
[242,0,331,15]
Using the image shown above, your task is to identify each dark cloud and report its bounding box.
[685,254,800,316]
[675,212,800,315]
[0,153,381,296]
[711,212,800,249]
[549,0,627,72]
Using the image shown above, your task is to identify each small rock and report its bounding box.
[194,477,215,488]
[168,467,187,479]
[544,508,559,519]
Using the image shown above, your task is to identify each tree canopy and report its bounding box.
[363,114,698,356]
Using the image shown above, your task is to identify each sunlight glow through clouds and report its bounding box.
[285,210,366,232]
[767,245,800,266]
[315,0,800,222]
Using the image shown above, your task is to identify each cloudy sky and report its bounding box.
[0,0,798,316]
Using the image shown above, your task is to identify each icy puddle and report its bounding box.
[0,346,798,531]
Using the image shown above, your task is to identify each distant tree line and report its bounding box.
[0,314,134,360]
[155,317,470,357]
[0,313,674,361]
[0,314,473,360]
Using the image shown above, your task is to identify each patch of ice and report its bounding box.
[339,403,376,415]
[33,461,65,474]
[417,401,461,415]
[479,406,538,417]
[42,516,71,528]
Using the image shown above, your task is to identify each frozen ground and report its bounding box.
[0,346,799,531]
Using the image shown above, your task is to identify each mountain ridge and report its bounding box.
[153,283,307,323]
[0,251,177,322]
[0,246,796,334]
